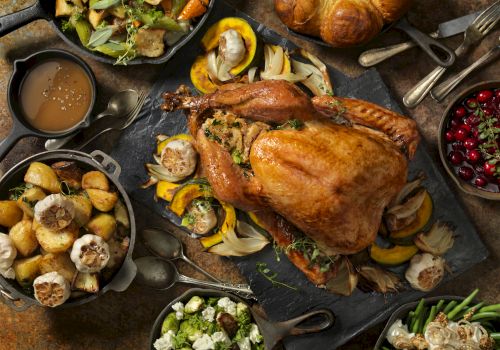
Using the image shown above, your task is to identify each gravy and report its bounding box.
[20,58,92,133]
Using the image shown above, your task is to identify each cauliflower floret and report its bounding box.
[202,306,216,323]
[172,301,185,320]
[237,337,251,350]
[153,330,175,350]
[211,331,231,346]
[249,323,262,344]
[217,297,237,316]
[192,334,214,350]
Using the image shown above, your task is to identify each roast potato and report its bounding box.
[72,272,99,293]
[102,236,129,280]
[24,162,61,193]
[0,201,23,227]
[9,220,38,257]
[114,199,130,229]
[86,213,116,241]
[39,253,76,282]
[16,186,46,218]
[86,189,118,212]
[36,223,78,253]
[82,171,109,191]
[51,161,83,190]
[13,255,42,288]
[68,193,93,227]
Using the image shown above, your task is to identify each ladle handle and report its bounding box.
[182,256,222,283]
[177,274,255,299]
[0,1,48,38]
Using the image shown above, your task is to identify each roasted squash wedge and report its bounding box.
[200,201,237,249]
[156,181,181,202]
[389,192,433,245]
[370,243,419,266]
[191,54,220,94]
[170,180,212,216]
[157,133,194,155]
[200,17,258,76]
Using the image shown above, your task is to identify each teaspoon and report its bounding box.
[45,89,139,150]
[141,228,221,283]
[134,256,255,300]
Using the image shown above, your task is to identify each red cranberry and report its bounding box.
[465,114,480,126]
[484,162,497,177]
[450,118,460,129]
[466,150,482,164]
[460,124,471,133]
[448,151,464,165]
[466,98,478,109]
[464,138,478,150]
[495,90,500,99]
[454,127,469,141]
[477,90,493,103]
[453,106,467,119]
[452,141,466,152]
[474,176,488,187]
[472,128,480,139]
[458,166,474,181]
[444,130,455,143]
[483,107,494,117]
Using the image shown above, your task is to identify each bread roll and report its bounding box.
[274,0,412,47]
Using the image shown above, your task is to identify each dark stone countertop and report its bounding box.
[0,1,499,349]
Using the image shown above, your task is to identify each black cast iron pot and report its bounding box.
[0,149,137,311]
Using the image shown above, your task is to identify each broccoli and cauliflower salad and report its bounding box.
[154,295,264,350]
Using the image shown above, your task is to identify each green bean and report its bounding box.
[443,300,458,314]
[453,302,485,321]
[414,299,426,317]
[405,311,415,326]
[435,299,445,312]
[423,305,437,332]
[413,306,427,334]
[490,332,500,340]
[470,311,500,322]
[479,304,500,313]
[447,289,479,320]
[171,0,187,17]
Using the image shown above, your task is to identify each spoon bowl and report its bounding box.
[141,228,221,282]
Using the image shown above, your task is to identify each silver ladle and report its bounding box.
[45,89,139,150]
[141,228,221,282]
[134,256,256,300]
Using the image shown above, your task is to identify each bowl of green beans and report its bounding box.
[374,289,500,350]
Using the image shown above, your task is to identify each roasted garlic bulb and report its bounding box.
[33,271,71,307]
[0,233,17,279]
[405,253,445,292]
[34,194,75,230]
[70,234,110,273]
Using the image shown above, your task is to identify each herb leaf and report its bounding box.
[87,26,113,47]
[90,0,120,10]
[256,262,298,291]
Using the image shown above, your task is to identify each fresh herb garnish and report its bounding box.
[8,183,32,200]
[60,181,77,196]
[181,213,196,227]
[327,99,346,116]
[286,236,336,272]
[256,262,297,291]
[90,0,121,10]
[204,129,222,143]
[22,197,38,209]
[276,119,304,130]
[87,26,114,47]
[231,149,243,164]
[477,106,500,176]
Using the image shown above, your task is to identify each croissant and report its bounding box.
[274,0,412,47]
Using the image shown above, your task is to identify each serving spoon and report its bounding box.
[141,228,221,282]
[44,89,139,150]
[134,256,256,300]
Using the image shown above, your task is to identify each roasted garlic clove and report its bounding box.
[34,194,75,230]
[414,222,454,256]
[181,200,217,235]
[33,271,71,307]
[358,265,402,294]
[405,253,445,292]
[70,234,110,273]
[0,233,17,279]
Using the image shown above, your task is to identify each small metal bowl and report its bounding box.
[374,295,465,350]
[438,80,500,200]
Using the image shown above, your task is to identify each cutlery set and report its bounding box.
[359,1,500,107]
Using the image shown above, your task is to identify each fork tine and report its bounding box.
[474,2,500,27]
[481,17,500,35]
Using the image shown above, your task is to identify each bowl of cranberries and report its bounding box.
[439,81,500,200]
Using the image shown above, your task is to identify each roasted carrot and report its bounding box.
[177,0,206,20]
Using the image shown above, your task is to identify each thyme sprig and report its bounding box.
[476,107,500,176]
[286,236,337,273]
[256,262,297,291]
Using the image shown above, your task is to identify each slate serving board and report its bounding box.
[110,1,489,348]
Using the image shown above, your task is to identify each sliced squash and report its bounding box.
[200,201,236,249]
[389,192,433,245]
[370,243,419,266]
[247,211,266,230]
[200,17,258,76]
[157,133,194,155]
[169,180,212,216]
[191,54,220,94]
[156,181,181,202]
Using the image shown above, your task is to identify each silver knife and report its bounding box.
[358,10,482,67]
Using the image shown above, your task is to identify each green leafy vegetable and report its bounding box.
[256,262,298,291]
[88,26,114,47]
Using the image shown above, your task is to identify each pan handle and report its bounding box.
[0,284,36,312]
[275,308,335,336]
[90,150,122,179]
[0,124,31,162]
[395,17,456,68]
[0,1,48,38]
[106,259,137,292]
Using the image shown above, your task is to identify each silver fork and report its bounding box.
[431,37,500,101]
[75,90,148,151]
[403,1,500,108]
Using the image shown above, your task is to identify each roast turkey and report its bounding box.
[162,80,419,286]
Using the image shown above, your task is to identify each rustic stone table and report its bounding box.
[0,1,498,349]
